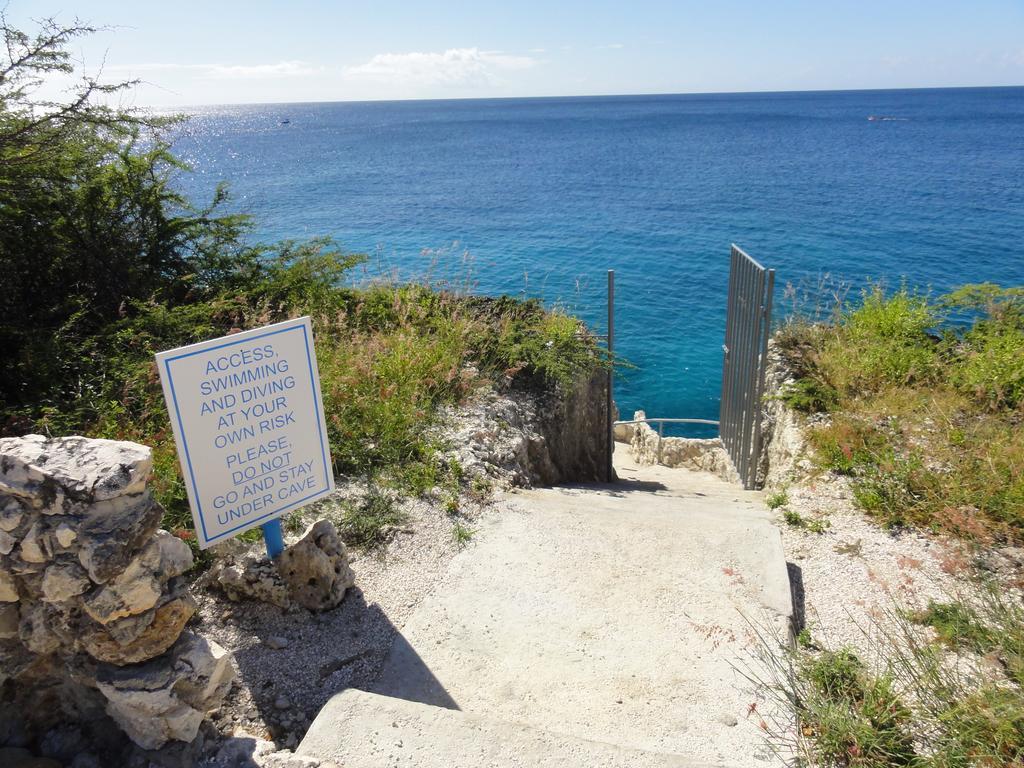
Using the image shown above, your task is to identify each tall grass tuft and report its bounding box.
[745,579,1024,767]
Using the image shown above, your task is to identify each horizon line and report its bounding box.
[155,82,1024,112]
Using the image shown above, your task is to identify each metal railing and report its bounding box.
[614,417,720,438]
[719,245,775,490]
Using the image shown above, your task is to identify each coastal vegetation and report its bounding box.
[0,18,605,553]
[777,283,1024,544]
[760,283,1024,767]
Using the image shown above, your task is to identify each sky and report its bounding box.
[9,0,1024,106]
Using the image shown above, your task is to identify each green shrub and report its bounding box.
[809,418,888,476]
[818,285,938,396]
[451,521,475,546]
[783,509,805,527]
[939,284,1024,411]
[3,230,604,539]
[914,589,1024,689]
[850,453,928,529]
[797,627,816,649]
[845,285,935,343]
[807,649,864,699]
[941,283,1024,326]
[797,281,1024,543]
[952,325,1024,411]
[806,518,830,534]
[781,377,839,413]
[466,296,607,390]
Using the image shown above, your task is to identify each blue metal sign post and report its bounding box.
[262,518,285,558]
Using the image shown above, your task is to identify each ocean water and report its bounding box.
[170,88,1024,433]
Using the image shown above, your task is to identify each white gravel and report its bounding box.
[774,471,965,663]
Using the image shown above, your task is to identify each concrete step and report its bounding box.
[299,452,792,766]
[297,688,723,768]
[360,478,790,764]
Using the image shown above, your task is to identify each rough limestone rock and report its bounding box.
[0,568,18,601]
[54,522,77,549]
[41,563,90,603]
[437,367,612,488]
[19,521,49,563]
[757,342,812,489]
[628,410,662,465]
[0,435,232,752]
[0,499,24,530]
[0,603,19,638]
[82,595,197,665]
[660,437,738,479]
[277,520,355,611]
[0,528,15,555]
[618,342,809,490]
[17,602,64,654]
[76,494,165,585]
[0,434,150,505]
[83,530,193,624]
[207,553,293,608]
[97,632,234,750]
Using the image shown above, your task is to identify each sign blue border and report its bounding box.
[162,324,332,545]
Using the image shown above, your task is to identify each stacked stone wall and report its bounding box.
[0,435,233,751]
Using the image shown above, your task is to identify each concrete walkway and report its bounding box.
[299,451,792,767]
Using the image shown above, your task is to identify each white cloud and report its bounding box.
[597,43,625,50]
[108,60,323,80]
[344,48,536,87]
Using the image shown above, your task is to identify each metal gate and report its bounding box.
[719,245,775,490]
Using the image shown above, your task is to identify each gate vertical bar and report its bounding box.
[724,251,739,458]
[719,247,738,457]
[735,254,756,484]
[724,248,741,457]
[606,269,615,483]
[739,251,756,468]
[727,249,743,459]
[748,267,775,489]
[742,267,766,488]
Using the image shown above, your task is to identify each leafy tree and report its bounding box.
[0,15,256,414]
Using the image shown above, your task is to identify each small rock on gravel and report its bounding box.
[265,636,288,650]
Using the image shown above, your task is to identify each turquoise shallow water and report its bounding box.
[170,88,1024,434]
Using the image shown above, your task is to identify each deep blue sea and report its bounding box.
[170,87,1024,434]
